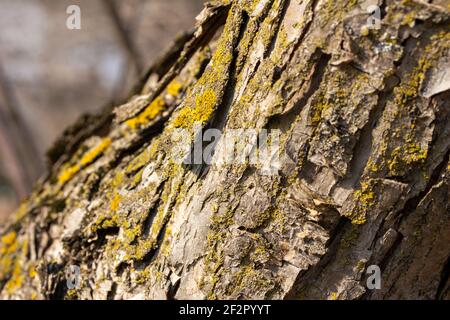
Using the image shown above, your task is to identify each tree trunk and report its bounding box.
[1,0,449,300]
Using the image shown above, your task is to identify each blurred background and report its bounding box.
[0,0,206,222]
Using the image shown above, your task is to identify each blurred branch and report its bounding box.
[102,0,143,73]
[0,60,44,199]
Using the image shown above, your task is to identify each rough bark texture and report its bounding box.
[1,0,449,300]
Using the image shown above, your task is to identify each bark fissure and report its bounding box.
[1,0,449,300]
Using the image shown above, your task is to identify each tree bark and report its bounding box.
[1,0,450,300]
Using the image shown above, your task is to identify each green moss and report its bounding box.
[241,0,264,14]
[124,226,141,243]
[93,213,119,230]
[308,69,370,128]
[96,160,186,263]
[386,0,423,27]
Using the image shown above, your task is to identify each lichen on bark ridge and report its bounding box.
[0,0,450,300]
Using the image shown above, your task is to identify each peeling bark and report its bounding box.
[0,0,449,300]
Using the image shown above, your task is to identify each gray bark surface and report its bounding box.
[0,0,449,300]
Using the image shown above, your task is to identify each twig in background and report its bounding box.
[0,59,44,200]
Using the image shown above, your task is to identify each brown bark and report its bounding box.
[0,0,449,300]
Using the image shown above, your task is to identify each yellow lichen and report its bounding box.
[126,150,151,174]
[1,231,17,247]
[166,81,183,97]
[80,138,112,166]
[329,292,338,300]
[171,6,237,130]
[320,0,359,27]
[13,202,29,221]
[111,171,124,189]
[402,12,416,26]
[58,138,112,184]
[355,260,366,272]
[200,209,234,295]
[172,89,217,128]
[124,226,141,243]
[125,97,166,129]
[98,214,120,230]
[340,225,360,249]
[311,96,331,126]
[388,142,428,176]
[367,158,380,174]
[58,164,81,185]
[28,265,37,278]
[110,193,122,212]
[0,235,28,295]
[346,181,375,225]
[130,169,144,188]
[5,260,24,294]
[394,31,450,107]
[360,25,370,37]
[135,267,152,285]
[223,264,274,298]
[126,80,184,130]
